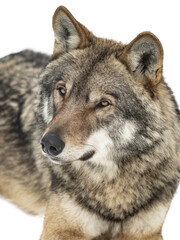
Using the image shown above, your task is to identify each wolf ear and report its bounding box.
[120,32,163,86]
[52,6,92,57]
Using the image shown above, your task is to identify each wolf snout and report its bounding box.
[40,133,65,157]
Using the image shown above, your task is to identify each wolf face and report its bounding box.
[38,7,170,168]
[37,7,167,170]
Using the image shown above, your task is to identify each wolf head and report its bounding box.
[38,6,169,166]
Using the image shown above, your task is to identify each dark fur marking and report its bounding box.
[64,27,70,40]
[140,52,152,74]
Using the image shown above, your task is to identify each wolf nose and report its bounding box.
[40,133,65,157]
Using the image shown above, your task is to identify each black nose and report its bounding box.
[40,133,65,157]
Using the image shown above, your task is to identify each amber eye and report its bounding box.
[57,86,66,98]
[96,99,111,109]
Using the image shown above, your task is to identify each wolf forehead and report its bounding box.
[38,5,163,103]
[41,40,127,91]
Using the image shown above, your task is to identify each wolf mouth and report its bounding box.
[78,150,95,161]
[49,150,95,164]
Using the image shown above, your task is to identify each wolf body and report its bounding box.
[0,6,180,240]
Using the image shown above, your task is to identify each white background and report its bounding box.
[0,0,180,239]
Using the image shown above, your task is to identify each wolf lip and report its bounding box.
[50,156,59,161]
[50,157,69,165]
[79,150,95,161]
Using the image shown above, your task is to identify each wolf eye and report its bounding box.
[57,86,66,98]
[96,99,111,109]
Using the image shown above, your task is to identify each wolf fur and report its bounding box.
[0,6,180,240]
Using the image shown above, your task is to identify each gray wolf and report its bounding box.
[0,5,180,240]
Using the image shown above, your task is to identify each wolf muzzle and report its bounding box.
[40,133,65,157]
